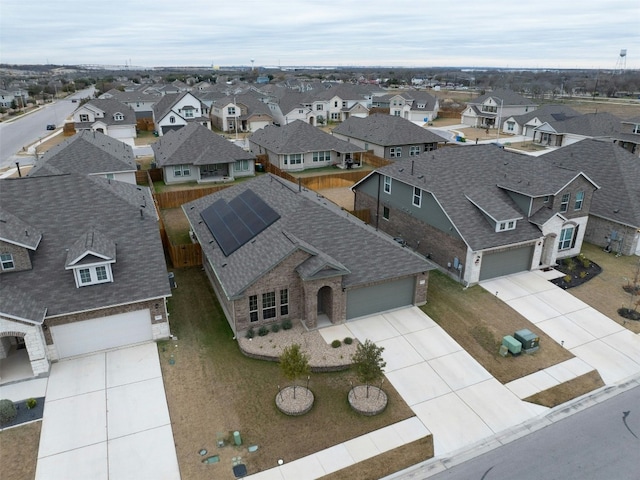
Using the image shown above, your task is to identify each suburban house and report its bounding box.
[101,88,161,128]
[28,130,138,184]
[248,120,365,171]
[0,174,171,378]
[527,112,623,148]
[461,89,538,129]
[210,92,275,133]
[332,114,442,160]
[71,98,137,146]
[542,139,640,256]
[268,90,313,126]
[352,145,599,285]
[305,83,375,123]
[617,116,640,157]
[152,123,255,184]
[375,91,440,123]
[182,174,434,334]
[152,92,211,136]
[501,104,581,137]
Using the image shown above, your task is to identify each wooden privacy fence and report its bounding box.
[362,151,392,168]
[158,209,202,268]
[348,209,370,223]
[154,185,231,209]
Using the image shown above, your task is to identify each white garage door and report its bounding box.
[52,309,152,359]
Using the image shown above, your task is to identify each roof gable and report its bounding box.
[332,114,443,146]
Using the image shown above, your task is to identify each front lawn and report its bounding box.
[0,421,41,480]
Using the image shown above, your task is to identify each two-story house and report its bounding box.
[0,174,171,378]
[353,145,599,285]
[210,92,275,133]
[461,89,538,130]
[332,114,443,161]
[152,92,211,136]
[72,99,138,145]
[379,91,439,123]
[617,116,640,157]
[501,104,581,137]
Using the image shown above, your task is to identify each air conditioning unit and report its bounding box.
[502,335,522,356]
[514,329,539,353]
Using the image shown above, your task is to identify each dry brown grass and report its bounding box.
[160,208,192,244]
[524,370,605,408]
[422,271,574,384]
[0,421,41,480]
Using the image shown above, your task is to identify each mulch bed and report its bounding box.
[551,257,602,289]
[0,397,45,430]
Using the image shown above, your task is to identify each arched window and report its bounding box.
[169,116,175,124]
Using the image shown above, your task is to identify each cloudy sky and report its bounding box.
[1,0,638,69]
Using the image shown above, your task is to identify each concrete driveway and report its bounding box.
[481,270,640,385]
[35,342,180,480]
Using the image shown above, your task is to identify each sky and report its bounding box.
[1,0,638,70]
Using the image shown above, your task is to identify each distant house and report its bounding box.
[101,88,160,123]
[502,104,581,137]
[152,92,211,136]
[332,114,442,160]
[529,112,622,148]
[248,120,365,171]
[183,174,434,334]
[71,99,137,145]
[617,116,640,157]
[377,91,439,123]
[29,130,137,184]
[543,139,640,256]
[353,145,599,285]
[152,123,255,184]
[210,93,275,133]
[0,174,171,376]
[461,89,537,129]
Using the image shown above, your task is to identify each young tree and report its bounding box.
[279,343,310,399]
[351,339,386,397]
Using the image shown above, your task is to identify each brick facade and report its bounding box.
[0,240,32,273]
[585,215,639,256]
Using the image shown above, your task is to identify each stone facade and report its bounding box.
[0,317,49,376]
[0,240,32,273]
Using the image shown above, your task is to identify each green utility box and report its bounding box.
[502,335,522,355]
[514,329,540,353]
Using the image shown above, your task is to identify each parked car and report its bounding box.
[46,124,56,130]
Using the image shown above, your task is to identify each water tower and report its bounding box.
[615,49,627,74]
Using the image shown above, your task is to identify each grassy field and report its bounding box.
[0,421,41,480]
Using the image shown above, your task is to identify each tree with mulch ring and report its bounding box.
[551,254,602,289]
[349,339,388,415]
[276,343,313,415]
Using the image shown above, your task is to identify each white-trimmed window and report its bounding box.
[316,104,323,111]
[506,121,515,132]
[330,112,340,120]
[169,116,176,124]
[393,110,401,116]
[249,295,258,322]
[184,108,194,118]
[113,112,124,121]
[558,226,575,250]
[79,113,90,122]
[574,191,584,211]
[312,151,330,162]
[234,160,249,172]
[280,289,289,316]
[173,164,191,177]
[383,175,392,194]
[105,173,115,180]
[497,220,517,232]
[633,124,640,134]
[228,106,236,115]
[96,266,108,281]
[383,206,390,220]
[390,147,402,158]
[284,154,302,165]
[412,187,422,207]
[1,253,15,270]
[560,193,570,213]
[75,264,112,286]
[262,292,276,319]
[409,146,421,156]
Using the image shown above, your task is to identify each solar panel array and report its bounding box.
[200,189,280,256]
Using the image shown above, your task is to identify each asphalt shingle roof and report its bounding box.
[0,174,170,322]
[469,88,538,107]
[77,98,137,126]
[183,174,433,298]
[332,114,443,146]
[0,208,42,249]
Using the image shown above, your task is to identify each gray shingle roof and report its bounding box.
[0,174,170,322]
[509,104,580,124]
[469,88,538,107]
[152,123,254,167]
[77,98,137,126]
[373,145,592,251]
[65,229,116,267]
[542,139,640,228]
[29,130,136,177]
[183,174,433,298]
[249,120,364,154]
[332,114,443,146]
[0,208,42,249]
[546,112,622,137]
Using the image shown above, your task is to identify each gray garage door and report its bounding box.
[479,245,535,281]
[346,277,415,320]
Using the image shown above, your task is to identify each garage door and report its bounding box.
[51,309,152,359]
[346,277,415,320]
[479,245,535,281]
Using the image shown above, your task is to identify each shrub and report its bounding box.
[579,255,591,269]
[258,325,269,337]
[343,337,353,345]
[0,399,17,425]
[579,271,588,279]
[271,323,280,333]
[331,339,341,348]
[564,258,576,272]
[245,327,255,339]
[563,274,572,283]
[26,398,37,409]
[281,319,293,330]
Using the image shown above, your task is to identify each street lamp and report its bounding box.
[496,98,504,142]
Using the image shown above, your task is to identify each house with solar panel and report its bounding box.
[152,123,256,184]
[183,174,434,334]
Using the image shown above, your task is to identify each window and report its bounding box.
[184,108,194,118]
[506,121,515,132]
[262,292,276,319]
[558,226,575,250]
[383,206,390,220]
[393,110,401,116]
[412,187,422,207]
[79,268,92,284]
[173,164,190,177]
[390,147,402,158]
[560,193,570,212]
[342,101,347,108]
[508,220,515,229]
[75,265,111,286]
[316,104,323,111]
[96,266,108,281]
[383,175,392,194]
[79,113,89,122]
[312,151,330,162]
[169,116,176,124]
[574,191,584,210]
[113,112,124,121]
[334,101,338,107]
[280,289,289,316]
[284,154,302,165]
[497,220,516,232]
[543,195,550,203]
[0,253,14,270]
[234,160,249,172]
[105,173,115,180]
[633,124,640,134]
[249,295,258,322]
[330,112,340,120]
[298,109,304,114]
[228,106,236,115]
[409,146,421,156]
